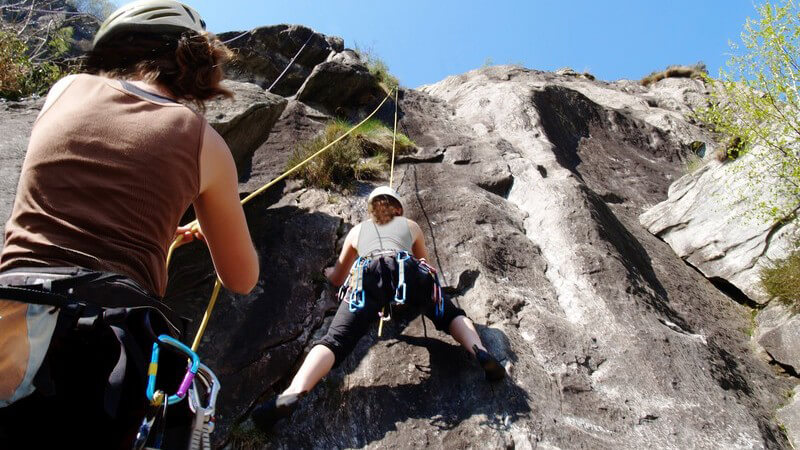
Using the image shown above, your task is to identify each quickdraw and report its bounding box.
[394,251,410,304]
[188,363,220,450]
[418,258,444,318]
[339,257,369,312]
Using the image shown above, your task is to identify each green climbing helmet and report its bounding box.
[93,0,206,48]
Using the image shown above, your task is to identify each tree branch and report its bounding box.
[17,0,35,35]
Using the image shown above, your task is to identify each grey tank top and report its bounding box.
[356,217,413,256]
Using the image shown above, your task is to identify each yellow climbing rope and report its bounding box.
[379,88,401,338]
[167,87,397,352]
[389,88,399,189]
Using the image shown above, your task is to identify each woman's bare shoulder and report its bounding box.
[37,74,80,119]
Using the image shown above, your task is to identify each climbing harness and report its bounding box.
[338,250,445,338]
[0,268,183,419]
[187,363,220,450]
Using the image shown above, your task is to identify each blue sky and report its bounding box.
[183,0,758,88]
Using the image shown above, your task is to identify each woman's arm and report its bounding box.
[408,220,430,261]
[324,225,360,287]
[193,123,259,294]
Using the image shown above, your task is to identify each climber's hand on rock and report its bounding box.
[324,266,335,282]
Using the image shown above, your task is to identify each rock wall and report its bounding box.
[640,151,799,304]
[0,26,797,449]
[219,25,344,97]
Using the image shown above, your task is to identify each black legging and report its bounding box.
[314,255,466,366]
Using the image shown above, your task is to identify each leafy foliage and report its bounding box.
[761,246,800,306]
[693,1,800,309]
[697,0,800,223]
[288,119,416,190]
[0,0,113,100]
[0,27,71,100]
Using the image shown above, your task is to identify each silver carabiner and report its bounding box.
[188,363,220,450]
[189,364,219,421]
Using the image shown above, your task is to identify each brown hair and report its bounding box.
[85,30,233,110]
[368,196,403,225]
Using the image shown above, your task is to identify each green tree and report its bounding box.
[0,28,69,100]
[67,0,114,20]
[699,0,800,222]
[0,0,110,99]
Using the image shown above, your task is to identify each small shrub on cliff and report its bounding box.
[684,152,705,174]
[288,119,415,189]
[761,246,800,307]
[0,29,69,100]
[0,0,103,100]
[713,136,746,162]
[640,62,707,86]
[354,45,399,90]
[367,58,399,90]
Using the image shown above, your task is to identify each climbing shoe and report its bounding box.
[473,344,506,382]
[251,391,306,431]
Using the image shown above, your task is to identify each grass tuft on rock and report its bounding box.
[761,247,800,307]
[685,153,705,174]
[287,118,415,190]
[354,46,399,90]
[641,62,708,87]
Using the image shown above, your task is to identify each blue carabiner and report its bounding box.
[394,251,410,304]
[146,335,200,406]
[394,283,407,304]
[347,257,368,312]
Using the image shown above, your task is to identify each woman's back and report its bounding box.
[0,74,203,296]
[356,216,413,256]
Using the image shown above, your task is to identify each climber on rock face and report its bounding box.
[251,185,505,431]
[0,1,258,447]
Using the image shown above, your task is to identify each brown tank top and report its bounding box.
[0,74,203,296]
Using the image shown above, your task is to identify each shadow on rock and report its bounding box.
[164,200,341,442]
[267,317,530,448]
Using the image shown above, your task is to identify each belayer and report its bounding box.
[252,186,506,430]
[0,1,258,448]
